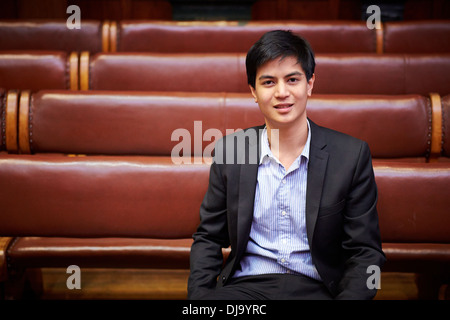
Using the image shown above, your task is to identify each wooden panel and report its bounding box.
[0,0,172,20]
[16,0,68,19]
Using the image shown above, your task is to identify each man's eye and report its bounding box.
[288,78,299,83]
[262,80,274,85]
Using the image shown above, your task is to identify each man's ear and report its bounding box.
[307,74,315,96]
[249,85,257,103]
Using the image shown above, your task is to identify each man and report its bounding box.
[188,30,385,300]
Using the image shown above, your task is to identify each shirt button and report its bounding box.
[281,258,286,263]
[282,179,286,184]
[282,211,286,216]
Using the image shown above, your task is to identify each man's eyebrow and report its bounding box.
[258,74,274,81]
[258,71,304,81]
[285,71,304,78]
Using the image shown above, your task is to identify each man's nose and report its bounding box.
[275,82,290,98]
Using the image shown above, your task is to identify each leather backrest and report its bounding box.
[117,20,377,53]
[0,20,103,53]
[87,52,450,95]
[0,51,71,91]
[383,20,450,54]
[1,158,449,241]
[375,162,450,242]
[314,54,450,95]
[24,91,431,160]
[27,91,246,156]
[88,53,248,92]
[442,95,450,157]
[307,95,431,159]
[0,155,209,238]
[0,88,5,151]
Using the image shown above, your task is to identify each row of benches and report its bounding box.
[1,51,449,95]
[1,90,449,162]
[0,90,449,299]
[1,20,449,54]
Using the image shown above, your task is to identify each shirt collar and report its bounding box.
[260,120,311,166]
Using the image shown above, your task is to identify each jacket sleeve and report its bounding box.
[187,148,230,299]
[335,141,386,300]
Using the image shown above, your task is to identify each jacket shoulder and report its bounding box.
[311,121,368,150]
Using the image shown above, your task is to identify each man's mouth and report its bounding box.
[274,103,293,109]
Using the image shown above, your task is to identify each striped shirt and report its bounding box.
[233,120,322,281]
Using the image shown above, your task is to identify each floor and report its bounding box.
[15,268,423,300]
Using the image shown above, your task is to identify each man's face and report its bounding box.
[250,56,315,130]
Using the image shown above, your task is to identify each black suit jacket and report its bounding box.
[188,119,386,299]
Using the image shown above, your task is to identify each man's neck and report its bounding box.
[266,119,309,170]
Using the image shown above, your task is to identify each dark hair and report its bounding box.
[246,30,315,88]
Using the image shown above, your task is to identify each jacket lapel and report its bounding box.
[233,122,328,258]
[306,120,329,250]
[235,126,263,261]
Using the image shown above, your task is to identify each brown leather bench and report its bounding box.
[2,20,449,55]
[80,52,450,95]
[0,91,449,299]
[1,158,448,298]
[3,51,448,95]
[0,51,79,91]
[0,88,5,152]
[382,20,450,54]
[2,90,444,161]
[376,161,450,298]
[442,95,450,161]
[314,54,450,96]
[113,20,378,53]
[112,20,450,55]
[0,20,107,53]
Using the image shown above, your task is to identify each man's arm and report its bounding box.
[187,157,230,299]
[336,141,386,299]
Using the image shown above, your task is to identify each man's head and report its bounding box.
[245,30,316,130]
[246,30,315,89]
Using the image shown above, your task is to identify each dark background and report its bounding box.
[0,0,449,21]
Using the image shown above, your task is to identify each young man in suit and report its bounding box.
[188,30,385,300]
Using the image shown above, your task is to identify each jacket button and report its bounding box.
[222,276,226,282]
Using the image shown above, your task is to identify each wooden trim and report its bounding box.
[5,91,19,153]
[110,21,117,52]
[18,90,31,154]
[79,51,90,90]
[0,237,13,282]
[376,22,384,54]
[102,20,110,52]
[69,52,79,90]
[430,92,443,161]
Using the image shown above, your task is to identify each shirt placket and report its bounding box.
[277,164,291,269]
